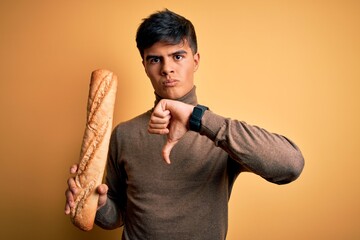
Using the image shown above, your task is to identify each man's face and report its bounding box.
[142,40,200,99]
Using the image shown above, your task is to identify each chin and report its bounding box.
[157,89,178,100]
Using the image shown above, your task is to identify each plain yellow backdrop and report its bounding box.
[0,0,359,239]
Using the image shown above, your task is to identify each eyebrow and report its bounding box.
[145,50,188,61]
[172,50,188,56]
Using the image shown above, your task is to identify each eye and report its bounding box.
[174,55,183,61]
[149,57,160,64]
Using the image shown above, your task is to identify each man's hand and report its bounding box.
[64,164,108,215]
[148,99,194,164]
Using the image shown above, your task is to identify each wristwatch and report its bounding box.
[189,104,209,132]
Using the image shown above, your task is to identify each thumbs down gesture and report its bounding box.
[148,99,194,164]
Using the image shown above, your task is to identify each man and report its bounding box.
[65,9,304,239]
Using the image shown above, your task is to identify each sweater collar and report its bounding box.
[154,86,198,107]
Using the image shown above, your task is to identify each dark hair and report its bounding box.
[136,9,198,58]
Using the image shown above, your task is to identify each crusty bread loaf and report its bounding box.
[70,69,117,231]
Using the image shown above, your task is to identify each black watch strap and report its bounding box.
[189,104,209,132]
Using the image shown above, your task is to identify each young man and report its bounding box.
[65,9,304,239]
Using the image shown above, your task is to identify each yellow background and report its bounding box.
[1,0,359,239]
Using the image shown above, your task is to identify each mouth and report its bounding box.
[163,79,178,87]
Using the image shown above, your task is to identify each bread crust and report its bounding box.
[70,69,117,231]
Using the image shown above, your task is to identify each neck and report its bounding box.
[154,86,198,107]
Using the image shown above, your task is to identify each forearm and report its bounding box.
[200,111,304,184]
[95,197,124,230]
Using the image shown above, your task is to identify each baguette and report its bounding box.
[70,69,118,231]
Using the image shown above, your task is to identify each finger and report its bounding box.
[65,165,78,215]
[148,121,169,130]
[149,112,171,125]
[65,188,74,202]
[148,114,171,134]
[65,203,70,215]
[152,109,171,118]
[162,139,178,164]
[148,123,169,132]
[148,127,169,135]
[65,188,75,212]
[96,184,108,195]
[64,188,72,215]
[97,184,109,209]
[67,178,78,195]
[70,164,78,174]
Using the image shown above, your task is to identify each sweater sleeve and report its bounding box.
[95,197,123,229]
[200,111,304,184]
[95,127,126,229]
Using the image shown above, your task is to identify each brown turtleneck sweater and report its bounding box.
[95,87,304,239]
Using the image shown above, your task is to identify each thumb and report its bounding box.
[162,139,178,164]
[97,184,108,209]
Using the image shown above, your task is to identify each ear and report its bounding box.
[193,52,200,72]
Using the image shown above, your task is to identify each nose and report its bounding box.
[161,59,174,76]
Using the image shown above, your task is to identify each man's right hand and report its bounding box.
[64,164,108,215]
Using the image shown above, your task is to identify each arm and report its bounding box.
[95,197,122,230]
[200,111,304,184]
[149,99,304,184]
